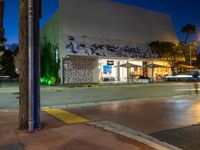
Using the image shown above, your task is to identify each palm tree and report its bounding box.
[181,24,196,65]
[181,24,196,45]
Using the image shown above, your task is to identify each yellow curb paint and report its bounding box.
[43,108,89,124]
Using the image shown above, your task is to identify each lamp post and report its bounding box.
[190,46,192,66]
[188,36,200,67]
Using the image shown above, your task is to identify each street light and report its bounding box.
[189,43,194,66]
[189,35,200,66]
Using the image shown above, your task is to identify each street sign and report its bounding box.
[107,60,114,65]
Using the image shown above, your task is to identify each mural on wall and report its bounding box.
[63,57,95,83]
[65,35,157,58]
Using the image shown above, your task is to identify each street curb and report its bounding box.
[88,120,182,150]
[41,95,196,110]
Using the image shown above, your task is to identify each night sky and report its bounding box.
[3,0,200,44]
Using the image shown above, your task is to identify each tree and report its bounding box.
[181,24,196,65]
[3,38,6,42]
[0,50,15,77]
[0,45,5,74]
[181,24,196,45]
[194,53,200,68]
[186,42,197,66]
[13,46,19,56]
[0,45,5,52]
[40,36,60,85]
[148,40,163,57]
[149,41,183,74]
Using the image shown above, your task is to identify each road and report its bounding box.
[1,81,200,150]
[0,82,199,109]
[69,97,200,134]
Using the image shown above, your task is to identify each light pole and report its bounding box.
[189,36,200,67]
[190,46,192,66]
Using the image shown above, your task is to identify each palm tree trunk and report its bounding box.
[183,33,190,65]
[183,33,189,45]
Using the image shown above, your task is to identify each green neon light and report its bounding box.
[40,77,52,85]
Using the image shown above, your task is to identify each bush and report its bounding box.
[40,36,60,85]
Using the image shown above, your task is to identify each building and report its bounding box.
[41,0,178,84]
[0,0,4,46]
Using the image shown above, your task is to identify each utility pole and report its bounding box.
[190,48,191,66]
[19,0,41,131]
[0,0,5,46]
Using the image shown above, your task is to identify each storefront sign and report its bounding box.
[107,61,114,65]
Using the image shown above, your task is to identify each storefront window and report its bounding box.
[99,59,144,82]
[103,65,112,74]
[102,65,115,81]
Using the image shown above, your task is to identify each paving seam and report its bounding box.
[88,120,182,150]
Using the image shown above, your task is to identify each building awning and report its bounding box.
[118,63,142,68]
[145,64,169,68]
[177,64,196,69]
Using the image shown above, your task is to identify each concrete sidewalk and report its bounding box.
[0,110,158,150]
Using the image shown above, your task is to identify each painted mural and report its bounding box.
[65,35,157,58]
[63,57,94,83]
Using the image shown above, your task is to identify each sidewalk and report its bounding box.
[0,110,157,150]
[0,82,194,109]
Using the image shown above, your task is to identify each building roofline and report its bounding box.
[108,0,171,18]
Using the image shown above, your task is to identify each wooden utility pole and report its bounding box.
[19,0,29,130]
[33,0,41,130]
[0,0,5,45]
[19,0,41,131]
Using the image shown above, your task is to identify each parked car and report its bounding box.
[165,70,200,82]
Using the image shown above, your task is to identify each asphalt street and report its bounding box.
[0,82,199,109]
[67,96,200,150]
[1,82,200,150]
[69,97,200,134]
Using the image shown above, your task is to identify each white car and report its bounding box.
[165,70,200,81]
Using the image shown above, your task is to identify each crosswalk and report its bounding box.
[43,108,89,124]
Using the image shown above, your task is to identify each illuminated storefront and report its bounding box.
[61,55,171,84]
[99,58,143,83]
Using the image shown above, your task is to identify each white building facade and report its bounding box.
[41,0,178,84]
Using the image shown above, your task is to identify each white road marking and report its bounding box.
[175,88,200,91]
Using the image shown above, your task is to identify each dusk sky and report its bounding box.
[3,0,200,44]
